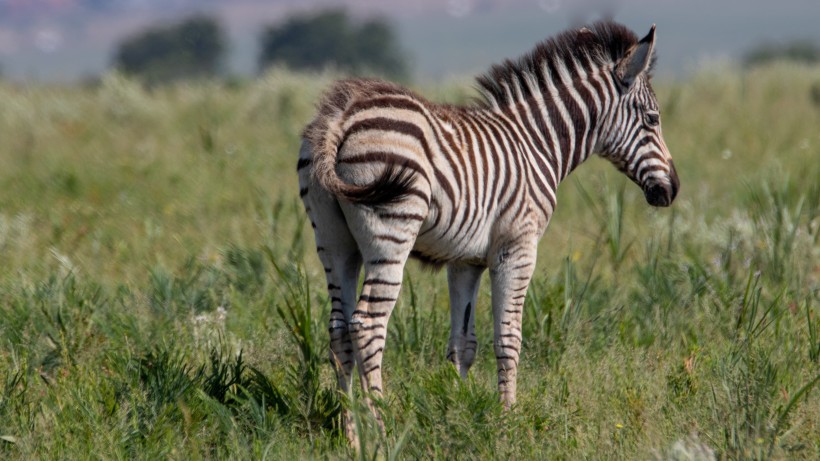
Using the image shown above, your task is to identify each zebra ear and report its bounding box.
[616,24,656,88]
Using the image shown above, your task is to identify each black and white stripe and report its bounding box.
[296,20,679,442]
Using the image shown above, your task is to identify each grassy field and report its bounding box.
[0,64,818,460]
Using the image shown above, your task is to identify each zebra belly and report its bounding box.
[411,210,493,267]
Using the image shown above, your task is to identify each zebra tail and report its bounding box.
[304,81,416,206]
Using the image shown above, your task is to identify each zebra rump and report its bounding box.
[304,79,423,206]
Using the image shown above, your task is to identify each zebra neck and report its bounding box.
[493,85,604,186]
[547,92,601,183]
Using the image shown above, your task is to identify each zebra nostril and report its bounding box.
[644,182,672,207]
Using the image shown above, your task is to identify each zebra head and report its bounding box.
[600,25,679,207]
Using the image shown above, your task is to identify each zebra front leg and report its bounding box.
[446,264,485,379]
[489,241,537,408]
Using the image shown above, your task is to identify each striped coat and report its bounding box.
[297,20,679,441]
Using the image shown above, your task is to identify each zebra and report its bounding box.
[296,20,679,440]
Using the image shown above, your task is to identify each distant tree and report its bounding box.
[114,15,226,85]
[258,9,408,80]
[744,40,820,68]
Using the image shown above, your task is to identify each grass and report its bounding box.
[0,63,818,459]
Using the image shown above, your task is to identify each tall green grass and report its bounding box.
[1,64,818,459]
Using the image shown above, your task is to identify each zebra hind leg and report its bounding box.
[446,264,485,379]
[341,201,424,431]
[347,253,408,430]
[322,238,362,443]
[298,145,362,444]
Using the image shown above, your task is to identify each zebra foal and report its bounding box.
[297,20,679,439]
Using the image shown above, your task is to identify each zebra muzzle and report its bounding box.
[643,161,679,207]
[643,179,677,207]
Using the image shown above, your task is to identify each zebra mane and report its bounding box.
[476,20,653,108]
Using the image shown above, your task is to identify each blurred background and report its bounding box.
[0,2,818,459]
[1,0,819,84]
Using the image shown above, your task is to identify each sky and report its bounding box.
[0,0,818,82]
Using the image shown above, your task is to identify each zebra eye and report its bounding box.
[645,112,660,127]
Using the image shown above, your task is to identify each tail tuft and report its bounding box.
[340,163,416,206]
